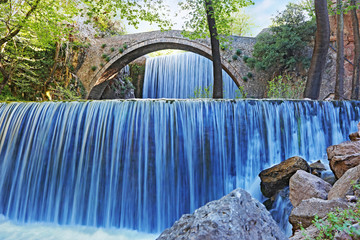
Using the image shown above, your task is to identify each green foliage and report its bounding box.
[221,44,227,50]
[243,55,249,62]
[248,3,316,74]
[101,44,107,48]
[123,43,128,49]
[302,184,360,240]
[100,63,104,67]
[247,72,253,78]
[232,55,238,60]
[236,49,242,55]
[242,76,248,82]
[235,86,247,98]
[105,56,110,62]
[179,0,254,42]
[110,47,115,52]
[119,48,124,53]
[266,74,306,99]
[102,54,108,59]
[229,9,254,36]
[193,85,212,98]
[91,66,97,71]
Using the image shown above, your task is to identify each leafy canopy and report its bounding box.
[247,3,316,74]
[178,0,254,40]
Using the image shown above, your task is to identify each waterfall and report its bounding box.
[0,100,359,236]
[142,52,240,98]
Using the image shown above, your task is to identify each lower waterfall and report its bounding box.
[0,100,358,237]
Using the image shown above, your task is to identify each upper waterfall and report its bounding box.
[142,52,240,98]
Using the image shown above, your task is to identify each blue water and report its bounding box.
[0,100,359,237]
[142,52,240,98]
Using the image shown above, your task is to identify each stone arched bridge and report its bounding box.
[77,30,263,99]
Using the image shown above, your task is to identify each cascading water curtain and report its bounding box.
[0,100,359,234]
[142,52,240,98]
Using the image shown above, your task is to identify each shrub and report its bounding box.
[247,72,253,78]
[232,55,238,60]
[267,74,305,99]
[243,55,249,63]
[302,183,360,240]
[119,48,124,53]
[247,3,316,74]
[242,76,248,82]
[100,63,104,67]
[220,44,227,50]
[236,49,242,55]
[91,66,97,71]
[110,47,115,52]
[123,43,128,49]
[105,56,110,62]
[102,54,108,59]
[101,43,107,48]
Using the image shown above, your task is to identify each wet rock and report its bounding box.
[289,198,349,231]
[259,156,310,198]
[328,165,360,200]
[156,188,287,240]
[349,122,360,141]
[310,160,327,171]
[327,141,360,179]
[322,171,337,185]
[289,170,332,207]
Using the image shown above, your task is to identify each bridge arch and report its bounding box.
[76,31,259,99]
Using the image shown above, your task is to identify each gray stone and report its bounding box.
[327,141,360,179]
[310,160,327,171]
[156,188,287,240]
[259,156,310,198]
[289,198,349,231]
[328,165,360,200]
[289,170,332,207]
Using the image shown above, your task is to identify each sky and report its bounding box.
[126,0,301,36]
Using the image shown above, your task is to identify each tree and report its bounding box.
[350,0,360,99]
[179,0,253,98]
[246,3,316,76]
[304,0,330,99]
[335,0,344,100]
[229,10,253,36]
[0,0,171,99]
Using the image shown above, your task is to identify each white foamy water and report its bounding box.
[0,215,158,240]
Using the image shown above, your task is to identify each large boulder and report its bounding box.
[328,165,360,200]
[289,198,349,231]
[156,189,287,240]
[289,170,332,207]
[327,141,360,179]
[259,156,310,198]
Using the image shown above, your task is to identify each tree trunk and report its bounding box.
[351,0,360,99]
[304,0,330,99]
[205,0,223,99]
[335,0,344,100]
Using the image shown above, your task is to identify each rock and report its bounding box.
[156,188,287,240]
[322,171,337,185]
[290,224,319,240]
[289,170,332,207]
[310,160,327,171]
[327,141,360,179]
[289,198,349,231]
[349,122,360,141]
[259,156,310,198]
[328,165,360,200]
